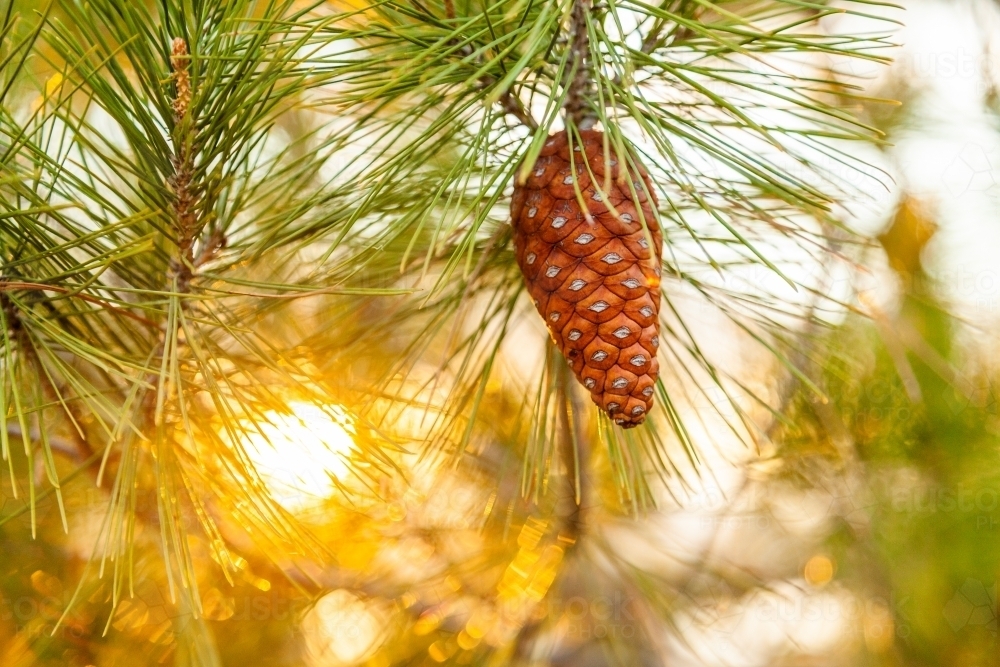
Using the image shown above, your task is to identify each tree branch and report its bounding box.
[565,0,597,129]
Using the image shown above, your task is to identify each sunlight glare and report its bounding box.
[240,401,355,511]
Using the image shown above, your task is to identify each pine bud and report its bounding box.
[170,37,190,122]
[511,130,662,428]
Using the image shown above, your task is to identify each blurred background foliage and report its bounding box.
[0,0,999,666]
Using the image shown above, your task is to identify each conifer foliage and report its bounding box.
[0,0,894,664]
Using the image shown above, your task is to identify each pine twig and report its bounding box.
[479,72,538,130]
[0,279,158,326]
[170,37,191,122]
[499,87,538,131]
[565,0,597,129]
[166,38,227,292]
[168,37,197,293]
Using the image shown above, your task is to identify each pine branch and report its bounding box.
[0,1,906,663]
[565,0,596,129]
[498,84,539,130]
[167,37,198,294]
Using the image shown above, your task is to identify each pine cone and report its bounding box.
[511,129,662,428]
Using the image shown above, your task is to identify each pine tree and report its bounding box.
[0,0,901,665]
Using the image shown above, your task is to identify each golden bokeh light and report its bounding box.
[863,601,895,654]
[302,589,388,666]
[804,554,835,588]
[239,402,355,512]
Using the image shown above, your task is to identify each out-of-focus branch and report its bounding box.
[10,425,89,465]
[557,358,588,539]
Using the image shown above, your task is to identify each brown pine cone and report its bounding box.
[511,129,662,428]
